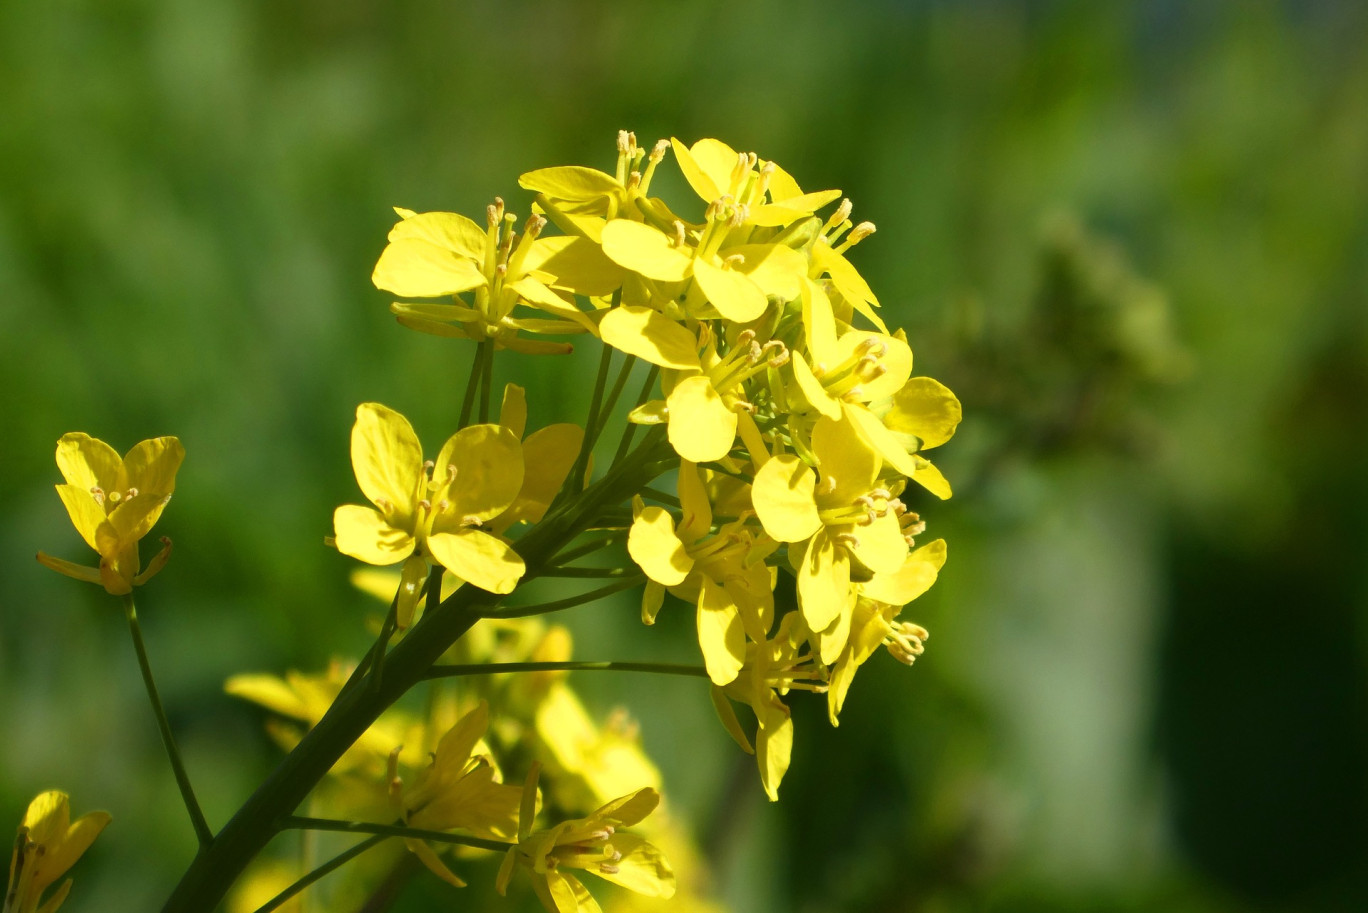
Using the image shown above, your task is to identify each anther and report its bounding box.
[650,138,669,161]
[672,220,686,248]
[418,499,432,512]
[856,336,887,357]
[438,499,450,511]
[825,199,853,232]
[860,509,877,526]
[834,532,861,548]
[89,486,105,505]
[730,203,750,227]
[524,214,546,238]
[763,339,791,367]
[627,171,642,190]
[723,253,746,269]
[847,221,877,245]
[599,863,621,875]
[617,130,632,154]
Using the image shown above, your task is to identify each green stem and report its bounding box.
[639,486,680,507]
[590,353,637,445]
[252,834,388,913]
[549,531,626,566]
[458,342,486,429]
[537,565,637,578]
[281,816,511,853]
[478,338,495,424]
[424,660,709,680]
[121,594,213,848]
[614,365,660,463]
[484,576,645,619]
[562,343,614,500]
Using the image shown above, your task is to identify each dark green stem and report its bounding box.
[478,338,495,424]
[590,354,637,445]
[458,342,486,429]
[252,835,387,913]
[424,660,709,680]
[121,594,213,848]
[614,365,660,463]
[549,531,626,566]
[281,816,511,853]
[537,565,637,578]
[483,576,645,619]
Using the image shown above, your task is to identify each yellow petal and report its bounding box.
[372,238,488,297]
[697,578,745,686]
[545,871,597,913]
[600,220,693,282]
[666,376,737,463]
[598,306,700,370]
[831,330,912,401]
[800,275,838,360]
[519,165,621,203]
[497,424,584,529]
[750,455,821,543]
[796,533,851,632]
[427,529,524,594]
[55,484,105,550]
[122,436,184,495]
[499,384,527,439]
[669,137,722,202]
[791,352,842,420]
[525,235,624,298]
[849,510,908,576]
[886,377,963,450]
[862,538,946,606]
[351,403,422,527]
[675,460,712,543]
[35,551,102,586]
[812,241,879,309]
[810,415,880,504]
[844,404,918,479]
[728,243,806,301]
[224,673,309,719]
[106,491,172,545]
[434,424,524,522]
[333,505,414,565]
[710,686,753,754]
[912,456,953,500]
[627,507,692,586]
[817,597,853,665]
[406,837,467,888]
[593,834,676,898]
[688,138,744,197]
[55,433,122,492]
[591,787,660,829]
[387,210,487,261]
[691,257,768,323]
[755,702,793,802]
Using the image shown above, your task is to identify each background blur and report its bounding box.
[3,1,1367,911]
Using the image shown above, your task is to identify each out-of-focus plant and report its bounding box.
[16,132,961,913]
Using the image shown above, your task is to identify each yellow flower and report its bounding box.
[827,539,946,725]
[4,791,110,913]
[626,461,773,685]
[750,416,911,659]
[534,683,663,811]
[670,137,841,229]
[497,764,674,913]
[37,433,182,595]
[332,403,526,624]
[387,702,521,888]
[709,615,825,801]
[374,202,603,355]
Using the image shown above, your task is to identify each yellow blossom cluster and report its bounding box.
[369,132,961,803]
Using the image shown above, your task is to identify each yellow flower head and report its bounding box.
[5,791,111,913]
[37,433,183,595]
[497,763,675,913]
[332,403,526,624]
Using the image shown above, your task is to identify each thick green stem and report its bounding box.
[121,594,213,848]
[458,342,486,429]
[159,428,669,913]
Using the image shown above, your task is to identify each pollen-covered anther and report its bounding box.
[617,130,634,155]
[89,486,106,505]
[599,862,621,875]
[627,171,642,190]
[460,515,484,528]
[857,337,888,358]
[671,220,687,248]
[763,340,791,367]
[649,138,669,161]
[487,197,505,227]
[438,499,450,511]
[495,263,508,277]
[834,532,861,549]
[841,385,865,402]
[417,498,432,513]
[825,198,853,231]
[724,253,746,269]
[729,203,750,228]
[524,214,547,238]
[732,401,757,415]
[847,221,877,244]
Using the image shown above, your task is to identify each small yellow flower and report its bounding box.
[4,791,110,913]
[497,764,674,913]
[387,702,521,888]
[37,433,182,595]
[332,403,526,624]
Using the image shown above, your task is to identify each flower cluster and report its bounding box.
[370,133,960,801]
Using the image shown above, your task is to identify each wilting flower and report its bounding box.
[4,791,110,913]
[37,433,182,595]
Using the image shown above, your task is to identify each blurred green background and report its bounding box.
[3,1,1367,910]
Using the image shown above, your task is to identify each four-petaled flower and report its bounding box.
[333,403,527,625]
[37,433,183,595]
